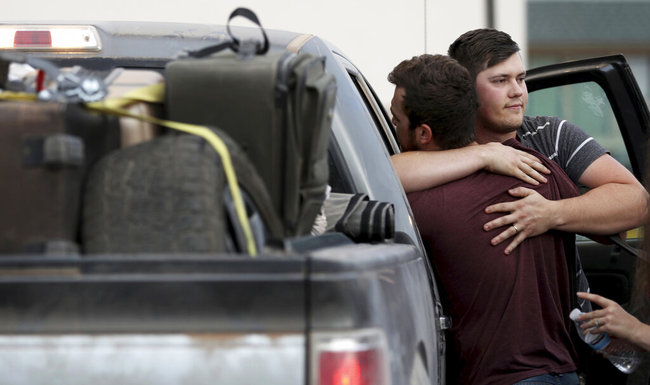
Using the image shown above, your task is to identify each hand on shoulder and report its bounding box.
[479,142,550,185]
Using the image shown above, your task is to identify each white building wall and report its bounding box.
[3,0,526,106]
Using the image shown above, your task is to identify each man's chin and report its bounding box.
[504,116,524,131]
[478,115,523,136]
[495,123,520,134]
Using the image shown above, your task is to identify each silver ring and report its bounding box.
[594,319,600,328]
[512,224,519,233]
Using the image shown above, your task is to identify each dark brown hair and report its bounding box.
[388,54,477,150]
[448,28,520,80]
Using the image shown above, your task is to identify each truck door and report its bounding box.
[526,54,649,384]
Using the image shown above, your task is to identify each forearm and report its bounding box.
[391,145,486,193]
[392,142,549,193]
[628,320,650,352]
[550,182,648,234]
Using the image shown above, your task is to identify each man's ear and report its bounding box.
[415,124,434,146]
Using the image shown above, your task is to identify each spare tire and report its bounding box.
[82,131,281,254]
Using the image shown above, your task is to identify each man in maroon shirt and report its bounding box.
[389,54,580,384]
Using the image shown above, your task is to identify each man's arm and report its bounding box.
[392,142,550,193]
[484,154,649,254]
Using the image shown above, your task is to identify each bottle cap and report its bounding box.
[569,308,582,321]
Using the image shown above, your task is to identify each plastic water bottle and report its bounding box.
[570,308,642,374]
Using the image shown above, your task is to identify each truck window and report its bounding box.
[528,81,638,242]
[347,71,400,155]
[527,81,632,171]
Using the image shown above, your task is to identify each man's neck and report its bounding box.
[475,127,517,144]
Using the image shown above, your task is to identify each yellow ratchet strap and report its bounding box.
[0,91,38,101]
[84,83,258,256]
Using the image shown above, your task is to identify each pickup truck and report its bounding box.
[0,20,445,385]
[0,16,647,385]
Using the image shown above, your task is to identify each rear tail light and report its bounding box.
[311,329,390,385]
[14,30,52,47]
[0,25,101,52]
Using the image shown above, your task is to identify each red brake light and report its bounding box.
[0,26,101,51]
[318,349,384,385]
[13,30,52,47]
[312,329,389,385]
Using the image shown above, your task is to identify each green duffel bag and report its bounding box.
[165,8,337,239]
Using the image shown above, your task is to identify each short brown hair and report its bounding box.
[388,54,477,150]
[448,28,521,80]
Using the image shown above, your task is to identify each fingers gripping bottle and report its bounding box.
[570,308,642,374]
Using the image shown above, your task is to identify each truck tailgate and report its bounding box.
[0,333,304,385]
[0,254,308,384]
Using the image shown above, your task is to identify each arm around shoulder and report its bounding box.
[391,142,549,193]
[391,146,485,192]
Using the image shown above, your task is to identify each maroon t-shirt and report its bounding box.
[408,139,579,385]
